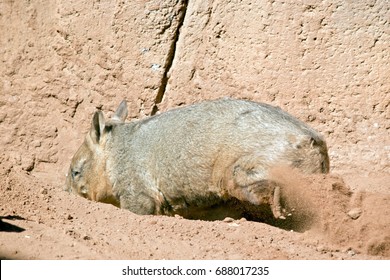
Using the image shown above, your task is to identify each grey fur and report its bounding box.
[65,98,329,220]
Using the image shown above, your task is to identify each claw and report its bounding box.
[272,186,286,219]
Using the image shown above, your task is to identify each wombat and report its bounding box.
[65,98,329,221]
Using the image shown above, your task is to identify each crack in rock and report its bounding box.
[151,0,189,116]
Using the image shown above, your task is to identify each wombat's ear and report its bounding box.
[90,111,105,144]
[112,100,128,122]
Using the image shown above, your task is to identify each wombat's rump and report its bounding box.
[66,98,329,221]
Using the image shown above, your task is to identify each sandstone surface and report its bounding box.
[0,0,389,259]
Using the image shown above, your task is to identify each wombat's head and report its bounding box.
[65,100,128,207]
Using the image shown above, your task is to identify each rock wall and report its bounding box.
[0,0,389,181]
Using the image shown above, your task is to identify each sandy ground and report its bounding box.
[1,129,389,260]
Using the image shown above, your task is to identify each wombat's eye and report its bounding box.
[71,169,81,179]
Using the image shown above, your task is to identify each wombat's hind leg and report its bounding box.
[228,159,286,220]
[228,179,285,220]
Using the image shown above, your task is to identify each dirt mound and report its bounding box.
[269,167,390,257]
